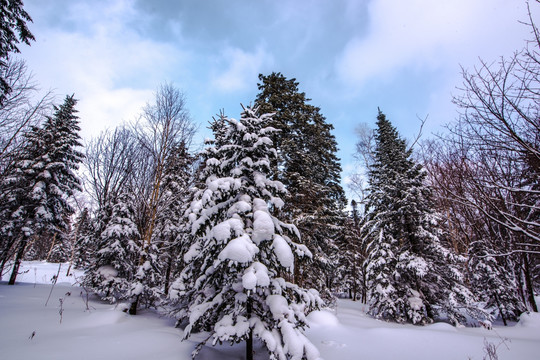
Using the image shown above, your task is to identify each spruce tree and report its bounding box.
[0,95,83,284]
[47,232,71,263]
[170,106,322,360]
[128,232,162,314]
[362,110,479,325]
[84,192,140,303]
[0,0,35,106]
[72,208,96,269]
[154,142,194,295]
[255,73,346,297]
[469,239,525,325]
[335,200,365,301]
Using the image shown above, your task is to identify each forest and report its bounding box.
[0,1,539,360]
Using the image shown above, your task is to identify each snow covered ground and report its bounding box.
[1,261,539,360]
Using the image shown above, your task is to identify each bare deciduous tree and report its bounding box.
[0,59,52,173]
[83,126,139,212]
[133,83,196,250]
[423,2,540,312]
[127,83,196,314]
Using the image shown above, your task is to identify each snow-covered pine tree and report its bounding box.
[335,200,365,301]
[469,239,525,325]
[255,73,347,298]
[47,231,71,263]
[0,95,83,284]
[170,106,322,360]
[166,113,229,307]
[72,208,96,269]
[362,109,479,325]
[84,192,140,303]
[154,142,195,295]
[128,232,162,314]
[0,0,35,106]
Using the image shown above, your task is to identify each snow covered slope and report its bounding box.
[1,262,539,360]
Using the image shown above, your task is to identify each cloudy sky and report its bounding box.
[19,0,538,196]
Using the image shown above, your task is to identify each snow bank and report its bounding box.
[2,263,540,360]
[307,309,340,327]
[1,261,84,285]
[425,322,458,332]
[0,282,193,360]
[517,311,540,328]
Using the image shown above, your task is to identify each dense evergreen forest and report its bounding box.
[0,1,539,359]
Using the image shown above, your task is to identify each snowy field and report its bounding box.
[1,262,540,360]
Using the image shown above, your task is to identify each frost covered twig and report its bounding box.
[482,329,511,360]
[58,297,64,324]
[58,292,71,324]
[73,273,94,311]
[45,263,61,306]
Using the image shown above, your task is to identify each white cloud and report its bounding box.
[336,0,531,86]
[212,46,273,92]
[21,0,188,139]
[77,88,153,138]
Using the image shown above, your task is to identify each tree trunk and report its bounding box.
[0,237,18,279]
[361,267,367,304]
[515,267,528,307]
[246,298,253,360]
[65,262,73,278]
[129,295,139,315]
[351,263,356,301]
[46,233,57,262]
[164,255,173,296]
[522,253,538,312]
[8,238,28,285]
[0,255,7,280]
[246,329,253,360]
[494,292,507,326]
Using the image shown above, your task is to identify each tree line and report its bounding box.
[0,1,539,359]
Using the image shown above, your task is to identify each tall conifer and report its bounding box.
[362,110,479,325]
[0,95,83,284]
[255,73,346,297]
[170,106,321,360]
[84,192,140,302]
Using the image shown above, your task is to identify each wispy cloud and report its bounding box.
[335,0,530,87]
[22,0,188,138]
[211,46,274,93]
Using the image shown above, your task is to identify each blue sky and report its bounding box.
[19,0,538,199]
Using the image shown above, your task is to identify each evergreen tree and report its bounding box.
[84,192,140,303]
[47,231,71,263]
[335,200,365,301]
[128,231,162,314]
[0,0,35,106]
[154,142,194,295]
[255,73,346,297]
[170,106,322,360]
[362,110,479,325]
[83,187,163,312]
[0,95,83,284]
[469,239,525,325]
[72,208,96,269]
